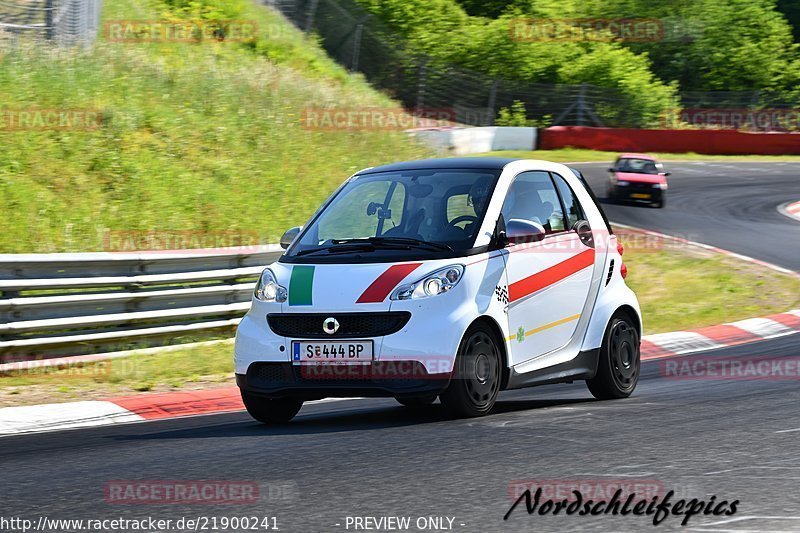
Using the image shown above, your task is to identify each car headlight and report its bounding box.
[254,268,287,302]
[653,183,668,190]
[616,181,630,186]
[391,265,464,300]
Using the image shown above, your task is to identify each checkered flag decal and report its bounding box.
[495,285,509,304]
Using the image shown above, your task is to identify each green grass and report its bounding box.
[477,149,800,163]
[0,341,236,407]
[623,241,800,334]
[2,240,798,406]
[0,0,433,253]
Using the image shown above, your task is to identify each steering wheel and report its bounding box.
[448,215,478,228]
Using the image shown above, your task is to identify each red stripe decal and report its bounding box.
[356,263,422,303]
[508,249,595,303]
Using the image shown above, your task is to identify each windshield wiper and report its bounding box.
[294,243,375,257]
[334,237,454,252]
[294,237,453,257]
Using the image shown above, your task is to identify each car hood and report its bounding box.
[271,260,433,312]
[613,171,666,184]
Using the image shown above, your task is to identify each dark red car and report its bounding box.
[607,153,670,208]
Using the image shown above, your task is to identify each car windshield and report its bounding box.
[285,168,502,261]
[615,158,661,174]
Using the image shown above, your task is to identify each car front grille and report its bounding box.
[267,312,411,339]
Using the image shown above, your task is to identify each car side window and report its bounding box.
[501,171,566,235]
[446,193,473,226]
[551,173,585,230]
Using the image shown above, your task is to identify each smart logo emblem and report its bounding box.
[323,317,340,335]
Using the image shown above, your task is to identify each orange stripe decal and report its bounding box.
[508,249,595,303]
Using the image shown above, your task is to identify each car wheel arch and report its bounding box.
[612,304,642,340]
[465,315,510,390]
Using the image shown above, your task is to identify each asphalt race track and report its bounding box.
[574,161,800,271]
[2,162,800,533]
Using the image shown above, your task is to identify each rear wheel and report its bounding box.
[586,314,640,399]
[241,392,303,424]
[440,324,502,417]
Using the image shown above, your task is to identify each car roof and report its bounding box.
[358,157,520,175]
[617,153,656,161]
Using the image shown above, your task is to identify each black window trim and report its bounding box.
[504,170,572,238]
[549,171,588,232]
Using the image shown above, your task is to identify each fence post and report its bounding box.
[304,0,319,33]
[576,83,586,126]
[45,0,54,41]
[487,80,498,126]
[350,23,363,72]
[416,60,428,110]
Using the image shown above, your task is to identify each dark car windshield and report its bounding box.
[283,168,502,262]
[615,158,661,174]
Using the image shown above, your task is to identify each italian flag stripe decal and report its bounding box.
[356,263,422,303]
[289,266,315,306]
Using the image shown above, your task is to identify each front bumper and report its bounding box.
[614,186,664,203]
[236,362,450,399]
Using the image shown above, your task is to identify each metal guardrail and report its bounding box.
[0,246,282,363]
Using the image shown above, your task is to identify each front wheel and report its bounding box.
[586,314,640,399]
[440,324,502,417]
[241,392,303,424]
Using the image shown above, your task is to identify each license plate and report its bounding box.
[631,193,652,199]
[291,340,374,364]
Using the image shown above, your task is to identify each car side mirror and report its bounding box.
[280,226,302,250]
[608,168,615,172]
[662,172,671,176]
[504,219,546,245]
[573,220,595,248]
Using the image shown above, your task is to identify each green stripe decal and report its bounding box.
[289,266,315,306]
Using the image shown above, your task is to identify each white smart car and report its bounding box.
[235,158,641,423]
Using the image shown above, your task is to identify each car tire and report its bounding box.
[396,395,437,408]
[440,324,502,418]
[653,194,666,208]
[586,313,640,400]
[241,392,303,424]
